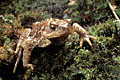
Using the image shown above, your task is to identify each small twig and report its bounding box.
[106,0,120,22]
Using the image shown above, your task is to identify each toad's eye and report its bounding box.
[49,24,57,30]
[70,22,73,28]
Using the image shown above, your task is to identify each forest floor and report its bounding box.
[0,0,120,80]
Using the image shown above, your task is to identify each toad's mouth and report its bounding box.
[47,30,67,39]
[49,33,69,45]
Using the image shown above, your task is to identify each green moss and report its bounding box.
[0,0,120,80]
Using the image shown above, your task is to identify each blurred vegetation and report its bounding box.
[0,0,120,80]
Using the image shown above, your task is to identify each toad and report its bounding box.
[13,18,96,73]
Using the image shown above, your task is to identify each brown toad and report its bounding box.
[13,18,96,73]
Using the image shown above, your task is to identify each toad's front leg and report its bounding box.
[72,23,97,47]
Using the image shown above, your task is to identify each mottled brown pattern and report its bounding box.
[13,18,97,73]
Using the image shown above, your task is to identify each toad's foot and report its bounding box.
[80,35,97,47]
[72,23,97,47]
[23,64,34,70]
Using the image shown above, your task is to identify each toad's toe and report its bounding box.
[79,35,97,47]
[23,64,34,70]
[27,64,34,70]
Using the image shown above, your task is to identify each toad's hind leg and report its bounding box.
[13,29,32,73]
[22,38,51,70]
[22,44,34,70]
[13,47,22,73]
[22,38,42,70]
[15,29,31,55]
